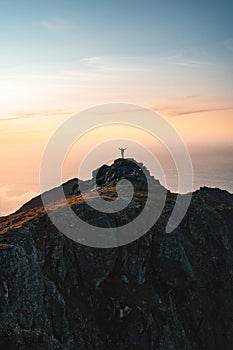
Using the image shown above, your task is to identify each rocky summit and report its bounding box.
[0,159,232,349]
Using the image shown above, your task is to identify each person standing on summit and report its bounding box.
[118,147,127,158]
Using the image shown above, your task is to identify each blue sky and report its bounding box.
[1,0,233,70]
[0,0,232,117]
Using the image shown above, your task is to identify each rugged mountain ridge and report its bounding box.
[0,159,233,349]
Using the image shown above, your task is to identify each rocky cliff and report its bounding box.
[0,159,232,349]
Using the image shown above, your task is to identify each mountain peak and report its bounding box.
[0,159,233,348]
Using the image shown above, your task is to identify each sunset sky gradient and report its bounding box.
[0,0,233,215]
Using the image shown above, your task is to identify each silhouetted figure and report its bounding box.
[118,147,127,158]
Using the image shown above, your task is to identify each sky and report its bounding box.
[0,0,233,215]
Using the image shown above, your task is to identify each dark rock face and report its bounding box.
[93,158,157,191]
[0,160,233,349]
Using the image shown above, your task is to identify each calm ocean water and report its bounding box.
[152,154,233,194]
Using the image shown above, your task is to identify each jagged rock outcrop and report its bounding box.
[0,159,232,349]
